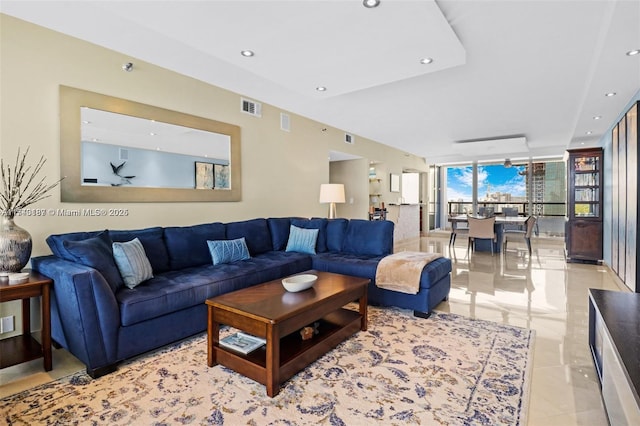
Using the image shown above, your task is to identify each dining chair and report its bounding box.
[478,207,495,217]
[448,216,469,246]
[501,207,520,231]
[467,216,497,255]
[502,215,537,255]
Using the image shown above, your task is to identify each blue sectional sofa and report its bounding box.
[31,217,451,378]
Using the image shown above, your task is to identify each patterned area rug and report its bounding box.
[1,306,534,425]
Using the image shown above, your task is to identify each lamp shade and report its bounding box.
[319,184,345,203]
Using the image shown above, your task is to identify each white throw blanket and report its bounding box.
[375,251,443,294]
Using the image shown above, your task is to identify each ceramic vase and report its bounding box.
[0,214,32,272]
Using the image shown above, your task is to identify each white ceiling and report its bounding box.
[2,0,639,164]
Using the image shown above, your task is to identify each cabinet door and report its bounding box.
[618,118,627,280]
[625,103,637,292]
[571,154,601,219]
[567,220,603,260]
[612,125,619,275]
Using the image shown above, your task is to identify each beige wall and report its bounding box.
[329,159,370,219]
[0,14,428,331]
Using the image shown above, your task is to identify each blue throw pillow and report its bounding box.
[208,237,251,265]
[285,225,319,255]
[112,238,154,289]
[291,218,328,252]
[62,230,124,292]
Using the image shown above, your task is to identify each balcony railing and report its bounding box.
[446,201,567,237]
[447,201,566,217]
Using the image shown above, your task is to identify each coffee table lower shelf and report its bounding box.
[211,308,362,396]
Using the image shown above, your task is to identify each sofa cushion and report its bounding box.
[326,218,348,252]
[342,219,394,256]
[112,238,154,289]
[226,218,272,255]
[62,231,124,292]
[46,230,100,260]
[285,225,319,255]
[267,217,292,251]
[291,218,328,252]
[207,237,251,265]
[109,227,170,273]
[164,223,226,270]
[312,252,382,280]
[116,251,312,326]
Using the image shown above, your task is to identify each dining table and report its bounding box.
[448,214,528,253]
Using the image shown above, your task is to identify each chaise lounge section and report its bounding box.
[31,217,451,378]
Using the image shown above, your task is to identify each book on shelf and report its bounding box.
[219,331,266,354]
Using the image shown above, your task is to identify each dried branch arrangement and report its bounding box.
[1,147,63,217]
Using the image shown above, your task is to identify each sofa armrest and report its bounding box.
[31,255,120,370]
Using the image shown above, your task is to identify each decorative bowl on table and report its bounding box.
[282,274,317,292]
[8,272,30,285]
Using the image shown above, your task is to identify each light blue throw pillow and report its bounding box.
[285,225,319,255]
[208,237,251,265]
[112,238,154,289]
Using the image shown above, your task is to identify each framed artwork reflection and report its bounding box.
[390,173,400,192]
[195,161,214,189]
[215,164,230,189]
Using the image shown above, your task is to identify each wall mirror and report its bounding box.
[60,86,241,202]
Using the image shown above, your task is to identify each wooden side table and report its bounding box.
[0,270,52,371]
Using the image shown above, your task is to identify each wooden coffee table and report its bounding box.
[206,270,369,397]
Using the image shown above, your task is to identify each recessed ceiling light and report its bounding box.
[593,116,602,120]
[586,131,593,135]
[82,120,91,124]
[363,0,381,8]
[605,92,617,97]
[420,57,434,65]
[240,50,255,57]
[316,86,327,92]
[626,49,640,56]
[149,132,156,136]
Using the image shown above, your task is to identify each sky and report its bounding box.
[446,164,527,201]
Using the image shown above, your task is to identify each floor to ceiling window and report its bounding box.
[443,159,566,236]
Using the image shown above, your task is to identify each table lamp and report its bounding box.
[319,184,345,219]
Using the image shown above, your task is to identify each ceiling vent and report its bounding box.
[241,98,262,117]
[453,136,528,156]
[280,113,290,132]
[344,133,355,144]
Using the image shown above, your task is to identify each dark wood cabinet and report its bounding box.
[611,101,639,292]
[565,147,603,263]
[588,289,640,424]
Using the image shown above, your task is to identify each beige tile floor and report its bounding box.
[399,233,624,425]
[1,234,625,424]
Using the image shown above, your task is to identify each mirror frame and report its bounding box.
[60,85,241,202]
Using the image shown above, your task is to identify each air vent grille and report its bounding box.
[119,148,129,161]
[280,113,290,132]
[344,133,355,144]
[241,98,262,117]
